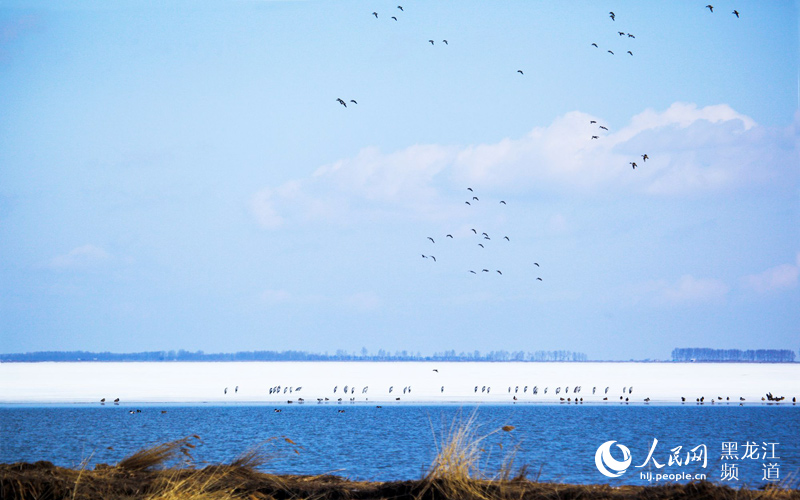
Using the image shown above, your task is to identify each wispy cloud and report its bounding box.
[741,253,800,294]
[46,244,110,270]
[250,103,796,229]
[634,274,730,306]
[258,289,381,311]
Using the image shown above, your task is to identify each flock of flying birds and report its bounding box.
[419,188,544,281]
[334,4,745,279]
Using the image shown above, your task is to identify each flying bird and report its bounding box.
[499,200,506,204]
[391,16,397,21]
[478,243,484,248]
[465,201,471,205]
[421,254,427,258]
[473,196,479,201]
[469,270,477,274]
[630,162,637,169]
[536,277,543,281]
[430,255,436,262]
[732,10,739,17]
[446,234,453,238]
[618,31,625,36]
[608,50,614,55]
[517,70,524,75]
[350,100,357,104]
[482,232,488,236]
[592,135,599,139]
[534,263,539,267]
[428,39,434,45]
[641,154,649,161]
[706,5,713,12]
[443,40,448,45]
[591,43,598,47]
[471,228,477,234]
[497,270,502,275]
[609,11,615,21]
[467,187,473,191]
[482,269,489,272]
[397,5,403,11]
[372,12,378,18]
[627,33,635,38]
[336,98,347,107]
[599,125,608,130]
[504,236,509,241]
[627,51,633,56]
[427,237,435,243]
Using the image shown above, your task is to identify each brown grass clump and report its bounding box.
[417,411,525,500]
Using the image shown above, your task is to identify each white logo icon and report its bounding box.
[595,441,632,477]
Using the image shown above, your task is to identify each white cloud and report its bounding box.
[47,245,110,269]
[250,103,796,228]
[741,254,800,293]
[259,289,292,302]
[637,275,730,305]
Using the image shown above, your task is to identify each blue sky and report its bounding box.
[1,1,798,360]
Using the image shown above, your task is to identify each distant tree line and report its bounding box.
[0,349,587,362]
[671,348,796,363]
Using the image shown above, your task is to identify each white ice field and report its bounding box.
[1,361,798,404]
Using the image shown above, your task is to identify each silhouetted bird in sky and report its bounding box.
[608,50,614,55]
[628,33,635,38]
[618,31,625,36]
[591,43,598,47]
[372,12,378,18]
[430,255,436,262]
[482,269,489,272]
[609,11,615,21]
[536,277,542,281]
[465,201,471,205]
[630,162,637,169]
[590,120,597,124]
[706,5,714,12]
[397,5,403,11]
[517,70,524,75]
[469,270,476,274]
[478,243,484,248]
[641,154,649,161]
[627,51,633,56]
[427,237,435,243]
[443,40,448,45]
[473,196,479,201]
[504,236,509,241]
[336,98,347,107]
[592,135,599,139]
[732,10,739,17]
[467,187,473,191]
[428,39,434,45]
[497,270,502,275]
[446,234,453,238]
[534,263,539,267]
[350,100,357,104]
[471,229,477,234]
[599,125,608,130]
[391,16,397,21]
[500,201,506,204]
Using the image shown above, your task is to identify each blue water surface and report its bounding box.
[1,403,797,488]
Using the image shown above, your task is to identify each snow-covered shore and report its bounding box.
[1,361,797,404]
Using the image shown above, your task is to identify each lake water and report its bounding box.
[1,403,797,488]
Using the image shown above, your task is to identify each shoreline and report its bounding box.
[2,361,798,404]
